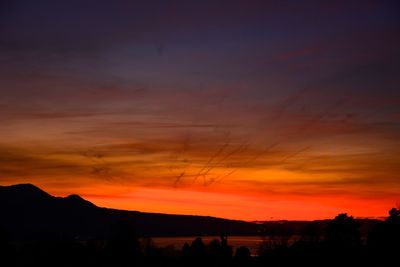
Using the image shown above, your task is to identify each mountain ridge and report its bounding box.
[0,184,380,242]
[0,184,262,241]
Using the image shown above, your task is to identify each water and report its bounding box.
[150,236,267,255]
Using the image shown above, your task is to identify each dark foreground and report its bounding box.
[1,208,400,267]
[0,185,399,266]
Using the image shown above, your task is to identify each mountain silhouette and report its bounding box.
[0,184,261,241]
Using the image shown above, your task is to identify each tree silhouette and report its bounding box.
[325,213,361,250]
[323,213,362,266]
[368,208,400,266]
[189,237,208,265]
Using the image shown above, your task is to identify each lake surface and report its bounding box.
[151,236,267,255]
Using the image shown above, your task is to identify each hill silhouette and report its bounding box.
[0,184,397,267]
[0,184,261,241]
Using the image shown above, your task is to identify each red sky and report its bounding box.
[0,0,399,220]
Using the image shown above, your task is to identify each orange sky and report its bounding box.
[0,133,398,220]
[0,1,399,220]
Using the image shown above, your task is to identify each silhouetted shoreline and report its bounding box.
[1,184,399,266]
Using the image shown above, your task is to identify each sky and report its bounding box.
[0,0,400,220]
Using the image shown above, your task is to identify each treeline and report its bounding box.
[1,208,399,267]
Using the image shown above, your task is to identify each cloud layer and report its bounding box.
[0,0,399,219]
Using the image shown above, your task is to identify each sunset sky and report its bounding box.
[1,0,399,220]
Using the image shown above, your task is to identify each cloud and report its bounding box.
[0,0,399,219]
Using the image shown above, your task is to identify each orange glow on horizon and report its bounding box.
[21,179,394,221]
